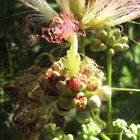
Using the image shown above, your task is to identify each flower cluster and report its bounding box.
[91,27,129,55]
[40,56,111,121]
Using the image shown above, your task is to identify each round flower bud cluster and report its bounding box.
[77,119,101,140]
[113,119,140,140]
[90,28,129,55]
[40,56,112,120]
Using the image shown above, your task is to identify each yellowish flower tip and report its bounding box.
[81,0,140,29]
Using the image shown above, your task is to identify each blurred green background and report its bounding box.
[0,0,140,139]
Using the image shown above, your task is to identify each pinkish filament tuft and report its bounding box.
[41,11,79,44]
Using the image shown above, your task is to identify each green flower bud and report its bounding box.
[76,109,90,123]
[100,30,108,42]
[129,124,137,135]
[122,43,129,51]
[119,36,128,43]
[114,43,123,51]
[112,29,121,40]
[108,48,115,56]
[64,134,74,140]
[113,119,127,131]
[107,36,116,46]
[96,86,112,101]
[99,43,107,51]
[93,38,101,47]
[88,95,101,109]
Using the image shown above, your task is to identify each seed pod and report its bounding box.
[88,95,101,109]
[76,109,90,123]
[96,86,112,101]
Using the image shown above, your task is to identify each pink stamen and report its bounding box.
[41,11,79,44]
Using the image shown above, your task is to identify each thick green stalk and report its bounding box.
[118,131,123,140]
[112,87,140,92]
[67,33,79,77]
[106,51,112,133]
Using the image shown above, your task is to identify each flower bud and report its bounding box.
[96,86,112,101]
[64,134,74,140]
[72,92,87,108]
[129,123,137,135]
[108,48,115,56]
[119,36,128,43]
[122,43,129,51]
[114,43,123,51]
[88,95,101,109]
[76,109,90,123]
[100,30,108,42]
[68,74,87,91]
[112,29,121,40]
[86,78,102,91]
[93,38,101,47]
[107,36,116,46]
[99,43,107,51]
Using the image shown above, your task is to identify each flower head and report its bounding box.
[20,0,140,32]
[41,11,79,44]
[81,0,140,29]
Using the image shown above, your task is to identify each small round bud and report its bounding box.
[119,36,128,43]
[97,86,112,101]
[112,29,121,40]
[76,109,90,123]
[88,95,101,109]
[108,48,115,56]
[107,36,116,46]
[72,92,87,108]
[129,123,137,135]
[114,43,123,51]
[86,77,102,91]
[99,43,107,51]
[122,43,129,51]
[100,30,108,42]
[93,38,101,47]
[64,134,74,140]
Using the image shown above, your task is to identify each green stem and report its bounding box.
[106,51,112,133]
[112,87,140,92]
[67,33,79,77]
[118,131,123,140]
[100,133,111,140]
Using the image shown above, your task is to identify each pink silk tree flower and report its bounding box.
[20,0,140,34]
